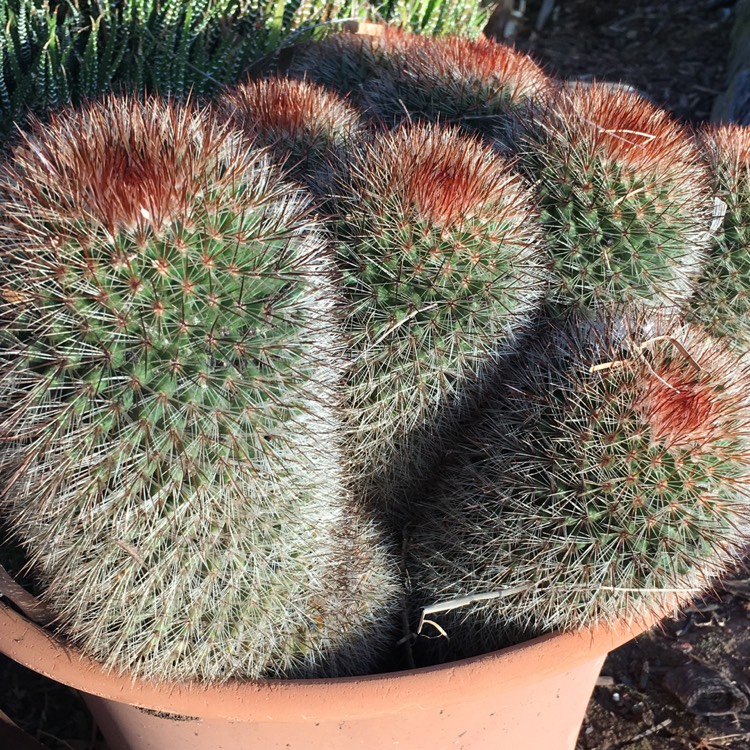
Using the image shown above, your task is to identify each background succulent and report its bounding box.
[406,308,750,664]
[374,0,489,38]
[0,95,399,681]
[517,83,715,314]
[686,124,750,350]
[334,121,548,518]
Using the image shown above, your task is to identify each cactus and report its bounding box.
[406,308,750,663]
[287,26,417,104]
[0,95,399,681]
[361,33,551,137]
[686,124,750,349]
[216,76,364,194]
[517,83,715,313]
[335,122,548,516]
[288,30,550,140]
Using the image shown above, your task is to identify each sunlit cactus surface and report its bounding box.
[0,95,399,681]
[686,124,750,349]
[518,83,714,313]
[334,122,548,516]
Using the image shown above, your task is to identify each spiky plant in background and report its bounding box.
[217,76,364,194]
[335,122,548,518]
[0,0,358,141]
[686,125,750,349]
[406,309,750,664]
[374,0,489,37]
[517,83,715,314]
[361,33,551,138]
[0,95,399,681]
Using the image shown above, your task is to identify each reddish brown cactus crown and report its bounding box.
[367,124,530,229]
[699,123,750,184]
[551,83,699,177]
[219,77,360,145]
[636,337,745,450]
[703,124,750,162]
[641,368,722,449]
[422,34,550,102]
[4,96,245,242]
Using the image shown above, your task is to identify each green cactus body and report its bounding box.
[336,123,548,516]
[0,96,399,681]
[519,83,714,313]
[686,125,750,349]
[407,310,750,663]
[217,76,364,195]
[362,34,551,137]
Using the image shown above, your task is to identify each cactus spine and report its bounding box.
[406,310,750,663]
[686,124,750,349]
[335,122,548,515]
[0,96,399,681]
[217,77,364,195]
[518,83,714,313]
[362,34,551,137]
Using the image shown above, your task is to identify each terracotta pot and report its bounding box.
[0,599,658,750]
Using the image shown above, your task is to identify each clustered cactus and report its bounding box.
[334,122,547,515]
[406,310,750,662]
[289,29,550,139]
[686,125,750,349]
[0,96,399,681]
[1,26,750,683]
[515,83,716,313]
[362,33,551,137]
[217,76,364,194]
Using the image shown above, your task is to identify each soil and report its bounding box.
[0,2,746,749]
[493,0,734,122]
[578,590,750,750]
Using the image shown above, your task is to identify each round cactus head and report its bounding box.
[336,122,548,514]
[519,82,714,313]
[363,33,550,136]
[217,76,364,193]
[287,26,416,101]
[686,124,750,348]
[407,308,750,663]
[0,95,399,681]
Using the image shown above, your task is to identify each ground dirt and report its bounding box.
[0,2,745,749]
[495,0,734,122]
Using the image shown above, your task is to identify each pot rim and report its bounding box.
[0,601,658,722]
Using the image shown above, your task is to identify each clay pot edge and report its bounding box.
[0,600,657,722]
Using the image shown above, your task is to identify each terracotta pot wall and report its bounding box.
[0,601,658,750]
